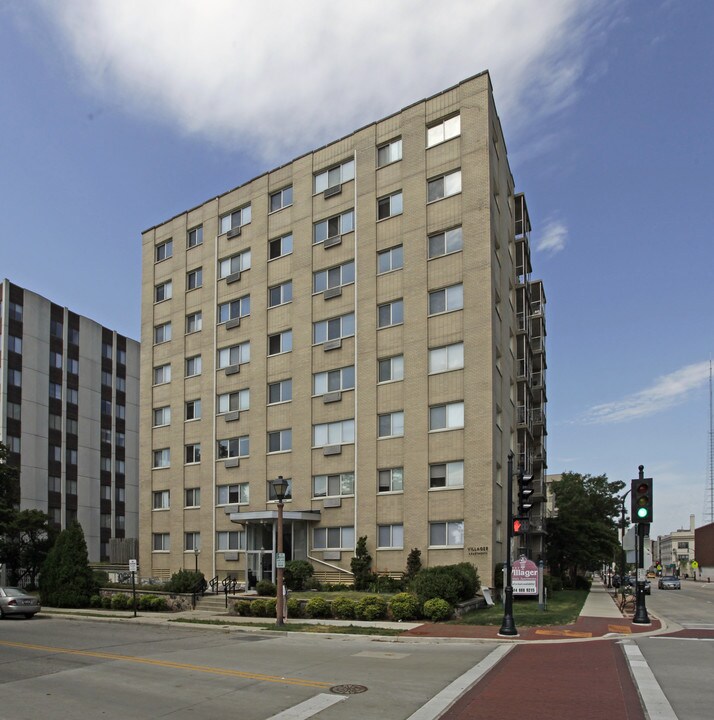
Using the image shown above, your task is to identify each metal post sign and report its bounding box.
[512,556,539,595]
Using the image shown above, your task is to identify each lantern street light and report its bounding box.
[269,475,289,627]
[194,545,200,573]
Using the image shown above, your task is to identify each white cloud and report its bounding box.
[536,220,568,254]
[582,361,710,424]
[36,0,617,163]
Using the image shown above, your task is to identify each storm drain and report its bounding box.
[330,684,368,695]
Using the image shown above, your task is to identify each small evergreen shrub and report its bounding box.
[388,592,421,621]
[264,598,277,618]
[404,548,422,583]
[574,575,591,591]
[101,595,112,609]
[287,597,303,618]
[305,596,331,619]
[234,600,252,616]
[256,580,277,597]
[413,564,479,606]
[111,593,129,610]
[250,599,268,617]
[330,596,356,619]
[351,536,376,591]
[370,575,405,593]
[422,598,453,621]
[93,570,110,587]
[284,560,314,591]
[164,569,204,594]
[355,595,388,620]
[90,594,102,608]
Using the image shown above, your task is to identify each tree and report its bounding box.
[546,471,624,584]
[39,522,96,607]
[0,509,55,587]
[404,547,422,582]
[350,536,375,590]
[0,442,20,537]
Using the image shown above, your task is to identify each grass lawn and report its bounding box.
[452,589,588,627]
[171,618,403,636]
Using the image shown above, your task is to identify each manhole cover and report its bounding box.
[330,684,368,695]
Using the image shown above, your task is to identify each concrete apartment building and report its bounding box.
[656,514,697,577]
[0,279,140,563]
[139,71,547,588]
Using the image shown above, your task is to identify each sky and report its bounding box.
[1,0,712,540]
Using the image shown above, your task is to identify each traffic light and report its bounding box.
[631,477,653,524]
[512,517,529,535]
[518,471,534,515]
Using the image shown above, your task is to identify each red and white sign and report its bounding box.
[512,557,539,595]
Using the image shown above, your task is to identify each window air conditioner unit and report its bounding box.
[227,226,241,239]
[323,184,342,199]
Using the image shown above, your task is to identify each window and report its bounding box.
[217,436,249,459]
[153,364,171,385]
[220,204,252,234]
[186,267,203,290]
[8,369,21,387]
[186,399,201,421]
[216,530,245,550]
[428,226,463,258]
[49,444,61,462]
[116,431,126,447]
[378,299,403,328]
[155,280,172,302]
[115,403,125,420]
[378,355,404,383]
[48,508,61,525]
[377,190,403,220]
[187,225,203,248]
[313,526,354,550]
[153,406,171,427]
[677,541,689,549]
[378,411,404,438]
[429,283,463,315]
[216,483,249,505]
[102,341,113,360]
[185,443,201,464]
[7,401,21,420]
[50,319,63,338]
[268,281,293,308]
[430,461,464,489]
[429,401,464,431]
[378,524,403,549]
[313,366,354,395]
[429,520,464,547]
[185,355,202,377]
[67,358,79,374]
[153,448,170,468]
[313,210,354,244]
[100,456,112,473]
[377,138,402,167]
[218,341,250,368]
[7,435,20,453]
[153,490,170,510]
[100,513,112,529]
[69,327,80,345]
[49,476,61,492]
[377,245,403,274]
[268,429,292,453]
[8,302,23,321]
[154,322,172,344]
[268,330,292,356]
[313,472,354,498]
[313,419,355,447]
[378,467,404,493]
[313,261,355,293]
[269,233,293,260]
[156,239,173,262]
[218,249,251,278]
[8,335,22,353]
[429,342,464,374]
[186,311,202,334]
[66,388,78,405]
[427,114,461,147]
[268,379,292,404]
[49,350,62,369]
[270,185,293,212]
[115,459,125,475]
[99,484,111,500]
[218,295,250,324]
[428,169,462,202]
[49,382,62,400]
[313,313,354,344]
[185,488,201,507]
[66,417,78,435]
[116,515,125,531]
[116,486,125,502]
[153,533,170,551]
[217,389,250,414]
[314,159,354,193]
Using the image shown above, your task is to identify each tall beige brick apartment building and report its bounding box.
[139,72,547,589]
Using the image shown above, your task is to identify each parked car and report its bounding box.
[623,575,651,595]
[658,575,681,590]
[0,587,41,619]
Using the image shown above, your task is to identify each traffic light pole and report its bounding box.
[498,452,518,637]
[632,465,651,625]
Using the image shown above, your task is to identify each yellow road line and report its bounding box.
[0,640,333,689]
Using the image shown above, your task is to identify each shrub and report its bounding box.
[287,597,303,618]
[138,595,153,611]
[164,569,203,594]
[422,598,453,622]
[150,596,168,611]
[111,593,129,610]
[404,548,422,583]
[304,577,324,591]
[101,595,112,609]
[93,570,110,588]
[370,575,405,593]
[264,598,277,618]
[250,599,268,617]
[355,595,388,621]
[90,594,102,608]
[305,596,331,619]
[494,562,504,590]
[453,563,480,598]
[256,580,277,597]
[234,600,252,616]
[413,564,479,606]
[330,596,356,620]
[574,575,592,591]
[351,536,376,591]
[388,593,421,621]
[284,560,314,591]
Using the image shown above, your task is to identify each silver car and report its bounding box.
[658,575,681,590]
[0,587,41,618]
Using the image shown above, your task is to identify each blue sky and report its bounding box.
[1,1,712,540]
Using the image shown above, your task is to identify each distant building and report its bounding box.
[693,521,714,580]
[138,72,547,588]
[0,279,140,563]
[657,514,696,577]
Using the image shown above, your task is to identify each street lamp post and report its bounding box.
[194,545,200,573]
[498,452,518,637]
[269,475,289,627]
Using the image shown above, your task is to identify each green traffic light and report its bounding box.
[637,507,649,518]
